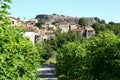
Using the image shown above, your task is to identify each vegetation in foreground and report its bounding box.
[56,31,120,80]
[0,0,46,79]
[45,19,120,80]
[1,0,120,80]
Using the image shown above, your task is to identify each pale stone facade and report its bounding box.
[69,23,77,30]
[24,32,42,44]
[8,17,24,26]
[84,27,95,38]
[58,22,69,33]
[26,18,38,26]
[43,30,55,41]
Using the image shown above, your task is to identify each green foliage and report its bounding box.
[92,23,106,34]
[57,42,86,80]
[78,17,88,28]
[45,30,84,51]
[84,31,120,80]
[35,19,45,29]
[41,43,54,61]
[51,21,59,26]
[0,26,43,79]
[94,17,101,23]
[94,17,106,24]
[0,0,11,25]
[108,22,120,25]
[57,31,120,80]
[100,19,106,24]
[0,0,44,79]
[35,44,47,63]
[106,24,120,35]
[93,17,120,35]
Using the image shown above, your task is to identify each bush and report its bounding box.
[0,26,42,79]
[57,31,120,80]
[84,31,120,80]
[0,0,43,79]
[57,42,86,80]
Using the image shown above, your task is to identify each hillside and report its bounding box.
[35,14,95,26]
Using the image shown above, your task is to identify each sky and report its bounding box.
[9,0,120,23]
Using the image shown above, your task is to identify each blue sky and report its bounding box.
[9,0,120,23]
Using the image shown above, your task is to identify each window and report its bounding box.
[44,39,47,42]
[12,21,14,24]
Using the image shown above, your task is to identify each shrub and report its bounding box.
[57,42,86,80]
[84,31,120,80]
[0,26,42,79]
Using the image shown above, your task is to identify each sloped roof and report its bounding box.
[25,26,40,33]
[8,16,24,23]
[59,22,69,25]
[72,28,83,32]
[85,27,95,31]
[44,30,54,34]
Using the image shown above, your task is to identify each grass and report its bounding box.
[45,51,57,64]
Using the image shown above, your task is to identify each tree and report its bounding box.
[0,0,44,79]
[94,17,101,23]
[57,42,86,80]
[0,26,44,80]
[106,24,120,35]
[92,23,106,34]
[56,31,120,80]
[84,31,120,80]
[45,30,84,51]
[0,0,11,25]
[108,21,115,25]
[100,19,106,24]
[78,17,88,28]
[51,21,59,26]
[35,19,45,29]
[94,17,106,24]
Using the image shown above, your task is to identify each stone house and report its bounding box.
[24,31,42,44]
[26,21,36,26]
[72,27,83,35]
[25,18,38,26]
[23,25,41,44]
[25,26,40,33]
[7,17,42,44]
[57,22,78,32]
[43,29,55,41]
[58,22,70,32]
[8,16,24,26]
[83,27,95,38]
[72,24,95,38]
[69,23,77,30]
[44,24,57,30]
[26,19,38,26]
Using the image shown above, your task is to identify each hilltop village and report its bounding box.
[8,14,96,44]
